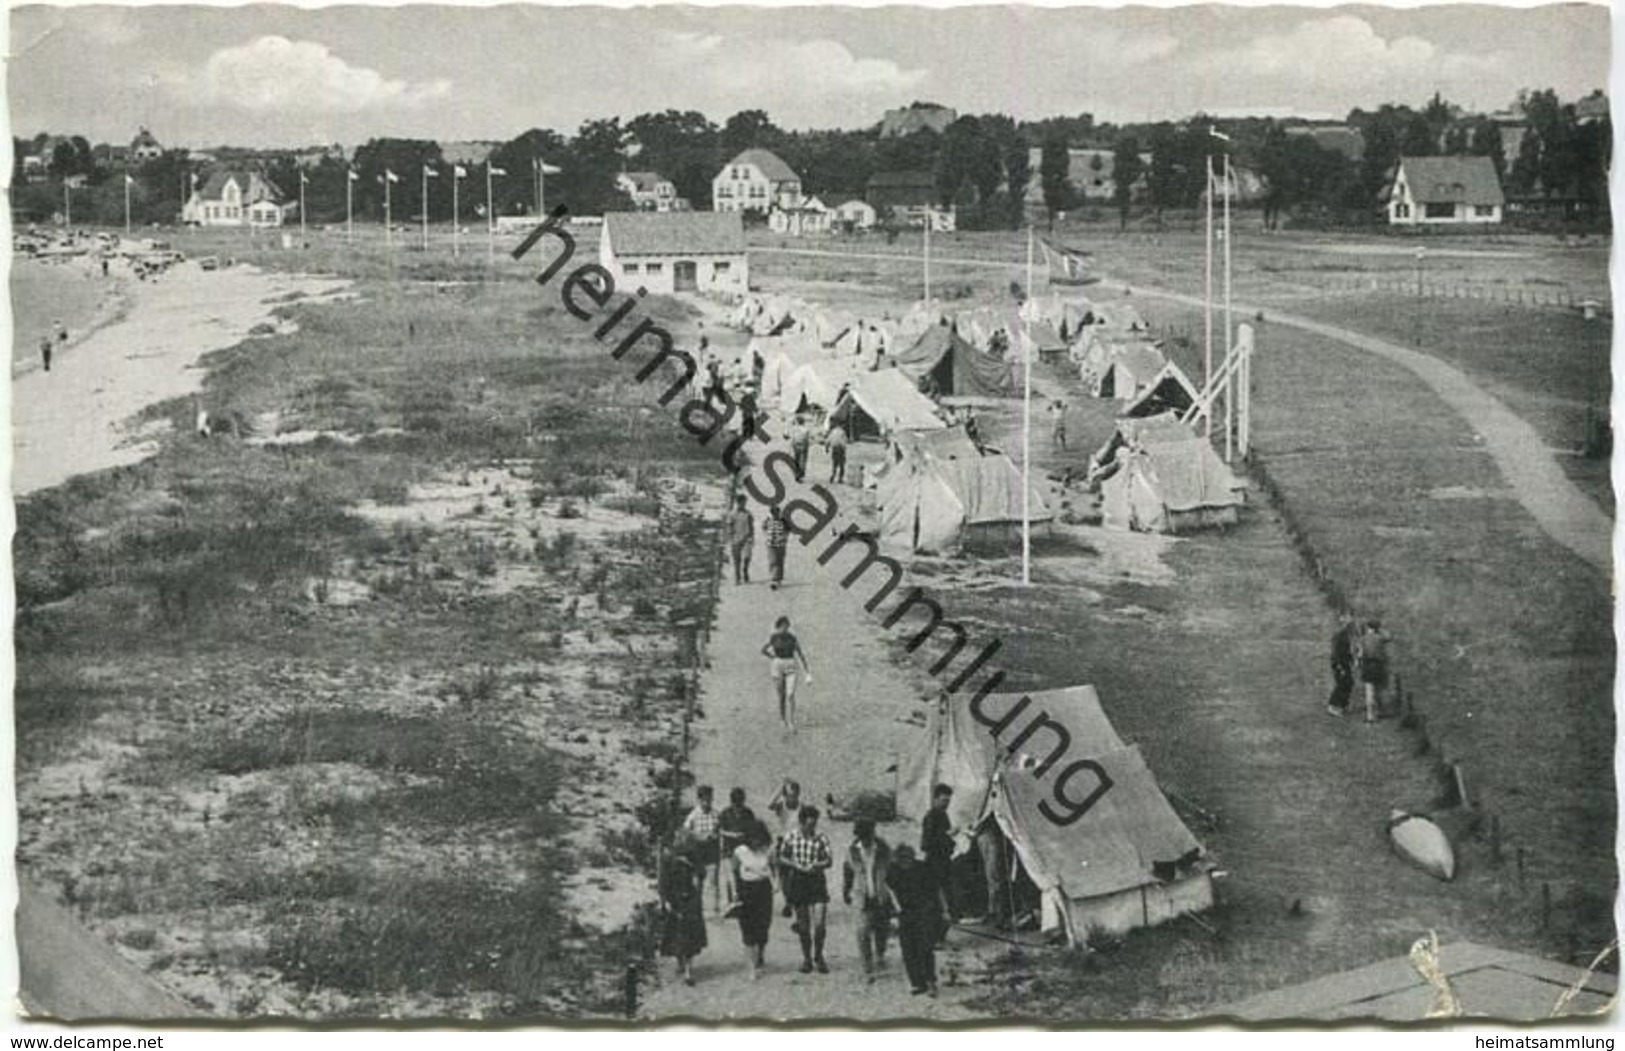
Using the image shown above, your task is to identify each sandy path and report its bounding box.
[1118,283,1613,574]
[637,425,990,1021]
[11,262,351,497]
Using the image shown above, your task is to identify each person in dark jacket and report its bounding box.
[886,844,942,996]
[920,783,955,925]
[1326,611,1358,717]
[659,832,708,986]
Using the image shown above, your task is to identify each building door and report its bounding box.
[674,260,698,292]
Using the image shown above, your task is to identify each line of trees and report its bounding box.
[13,87,1609,231]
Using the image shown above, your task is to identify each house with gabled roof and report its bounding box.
[616,171,683,212]
[1385,155,1504,225]
[599,211,748,295]
[182,171,289,228]
[130,127,164,164]
[713,149,802,214]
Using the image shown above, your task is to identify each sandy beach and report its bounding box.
[10,261,351,497]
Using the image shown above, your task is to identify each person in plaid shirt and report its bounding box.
[682,785,723,913]
[764,503,790,590]
[777,805,834,974]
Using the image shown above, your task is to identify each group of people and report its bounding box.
[1327,611,1397,724]
[659,779,956,996]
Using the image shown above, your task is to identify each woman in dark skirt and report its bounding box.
[887,843,943,996]
[659,832,708,986]
[730,819,778,979]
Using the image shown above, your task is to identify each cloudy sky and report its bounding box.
[7,4,1611,148]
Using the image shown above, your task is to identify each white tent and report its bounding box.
[901,686,1215,944]
[877,444,1050,554]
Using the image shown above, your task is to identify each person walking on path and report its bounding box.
[886,844,942,996]
[778,805,834,974]
[789,415,813,483]
[761,616,812,732]
[682,785,723,914]
[825,420,849,485]
[1358,617,1395,725]
[659,832,709,986]
[764,504,790,590]
[920,783,956,926]
[717,787,756,908]
[730,819,778,981]
[54,318,68,347]
[841,818,894,982]
[1049,400,1068,451]
[1326,611,1359,717]
[727,495,755,585]
[39,335,52,373]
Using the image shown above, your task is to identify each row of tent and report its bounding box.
[875,425,1053,555]
[901,684,1215,944]
[1089,412,1246,533]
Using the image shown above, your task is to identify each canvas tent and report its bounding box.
[780,357,865,416]
[877,446,1051,554]
[891,324,1016,398]
[901,686,1215,944]
[1123,361,1201,418]
[832,368,945,440]
[1098,430,1246,533]
[1094,344,1170,401]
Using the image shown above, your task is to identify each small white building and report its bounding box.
[768,196,832,236]
[1386,156,1504,226]
[599,211,748,295]
[834,199,877,231]
[713,149,802,214]
[130,127,164,163]
[616,171,682,212]
[183,171,289,228]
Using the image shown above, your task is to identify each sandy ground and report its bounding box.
[11,261,351,497]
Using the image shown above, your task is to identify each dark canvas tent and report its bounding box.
[891,325,1016,398]
[1123,361,1201,418]
[901,686,1215,943]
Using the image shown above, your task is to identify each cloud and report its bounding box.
[1191,16,1501,95]
[191,36,451,113]
[663,32,927,102]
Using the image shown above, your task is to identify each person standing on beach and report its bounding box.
[886,844,942,996]
[761,616,811,731]
[728,495,755,585]
[730,819,778,980]
[1358,617,1395,724]
[825,420,849,485]
[778,805,834,974]
[1326,611,1358,717]
[764,503,790,590]
[39,335,52,373]
[682,785,723,913]
[842,818,894,982]
[920,783,956,925]
[789,415,812,483]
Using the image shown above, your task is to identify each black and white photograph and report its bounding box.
[4,1,1617,1027]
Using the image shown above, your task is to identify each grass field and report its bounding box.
[14,237,730,1018]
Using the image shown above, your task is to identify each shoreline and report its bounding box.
[10,261,352,497]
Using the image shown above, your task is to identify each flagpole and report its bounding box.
[299,175,307,246]
[487,166,495,263]
[124,176,132,235]
[452,169,460,258]
[346,172,353,244]
[1223,152,1234,464]
[534,158,541,217]
[1022,224,1034,588]
[63,181,71,227]
[1203,155,1214,442]
[422,167,430,251]
[385,174,392,249]
[923,207,931,304]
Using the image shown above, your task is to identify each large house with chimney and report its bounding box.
[616,171,685,212]
[1385,156,1505,226]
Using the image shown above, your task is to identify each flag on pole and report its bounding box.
[348,168,360,182]
[124,174,136,186]
[384,169,400,184]
[489,166,507,177]
[300,172,309,185]
[454,165,468,178]
[423,166,438,178]
[1036,237,1100,286]
[1208,126,1233,142]
[534,158,562,174]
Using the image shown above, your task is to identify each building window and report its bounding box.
[623,262,640,274]
[646,262,663,274]
[714,261,731,274]
[1474,205,1495,217]
[1424,202,1454,219]
[1394,203,1411,219]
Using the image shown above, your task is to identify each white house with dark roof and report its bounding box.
[616,171,682,212]
[130,127,164,163]
[1386,155,1504,225]
[599,211,748,295]
[712,149,802,214]
[182,171,289,227]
